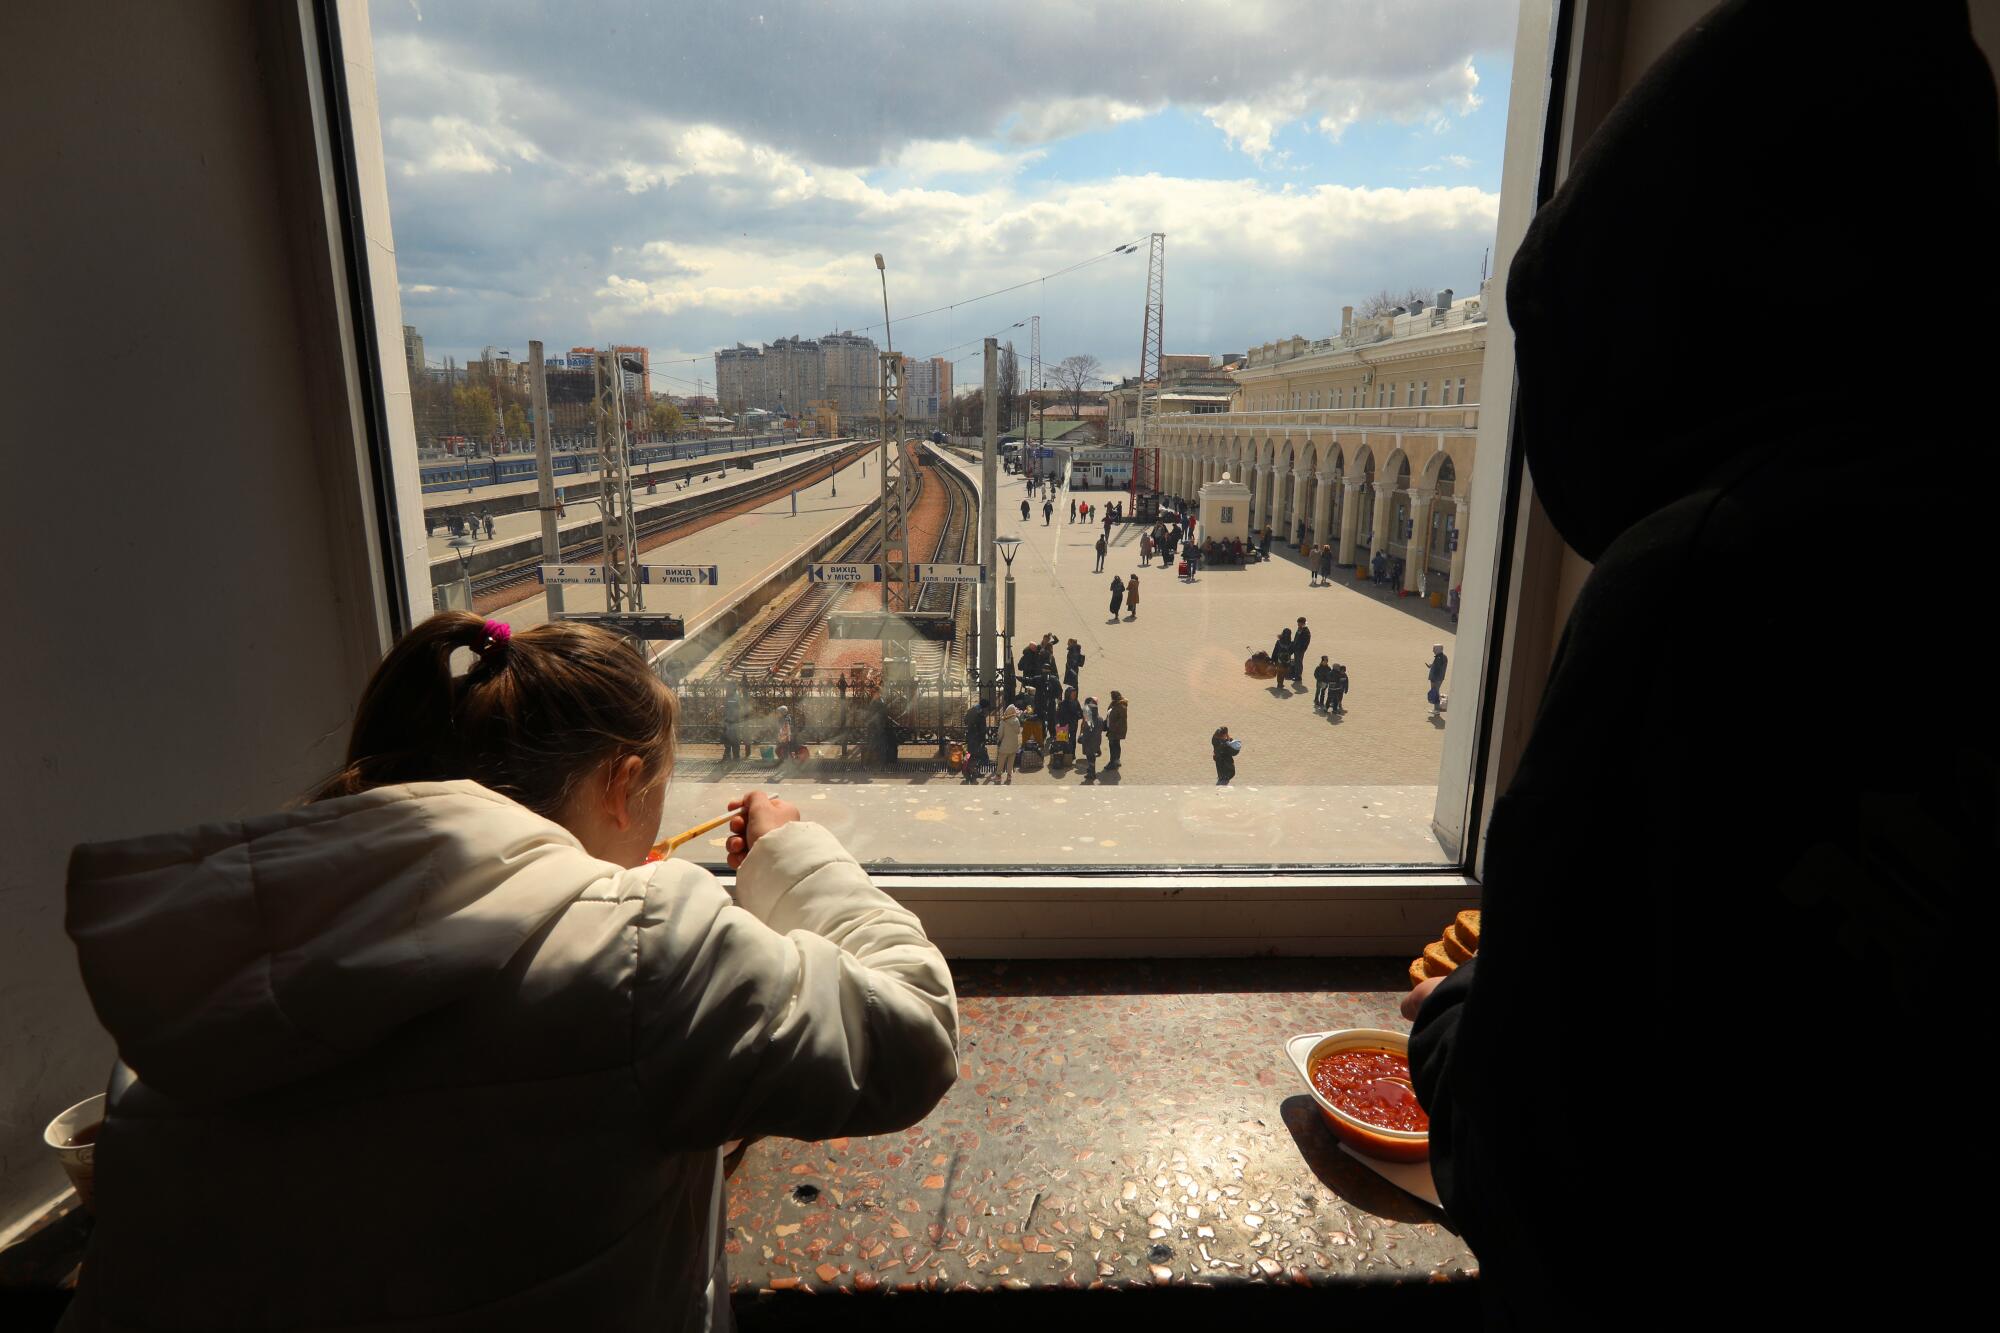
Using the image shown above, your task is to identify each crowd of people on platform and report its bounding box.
[969,632,1130,785]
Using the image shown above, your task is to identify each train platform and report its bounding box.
[649,448,1464,868]
[419,435,840,514]
[478,446,878,636]
[424,439,853,562]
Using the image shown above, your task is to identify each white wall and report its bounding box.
[0,3,384,1229]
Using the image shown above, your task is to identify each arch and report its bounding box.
[1276,439,1298,538]
[1422,453,1459,587]
[1379,447,1414,578]
[1422,450,1458,498]
[1418,441,1461,492]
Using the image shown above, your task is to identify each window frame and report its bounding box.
[310,0,1592,955]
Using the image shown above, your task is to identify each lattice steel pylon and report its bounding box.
[594,349,641,612]
[1132,233,1164,452]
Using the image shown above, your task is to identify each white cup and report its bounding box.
[43,1093,105,1209]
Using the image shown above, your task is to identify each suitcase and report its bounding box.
[1178,559,1190,577]
[1016,744,1044,773]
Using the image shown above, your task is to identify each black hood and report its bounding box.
[1508,0,1998,562]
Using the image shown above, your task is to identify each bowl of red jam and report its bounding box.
[1284,1029,1429,1163]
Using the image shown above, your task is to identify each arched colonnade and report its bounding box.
[1146,419,1475,597]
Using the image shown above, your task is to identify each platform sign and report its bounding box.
[911,563,985,584]
[540,564,610,585]
[639,564,719,586]
[809,563,883,584]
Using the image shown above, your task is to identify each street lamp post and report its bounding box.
[994,535,1021,702]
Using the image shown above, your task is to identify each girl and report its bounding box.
[62,613,958,1331]
[1125,572,1140,620]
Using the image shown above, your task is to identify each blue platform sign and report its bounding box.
[809,563,883,584]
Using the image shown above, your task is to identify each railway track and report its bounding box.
[469,439,873,607]
[704,441,980,684]
[703,441,928,681]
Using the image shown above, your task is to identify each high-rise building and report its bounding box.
[402,325,424,382]
[714,332,878,423]
[903,355,952,423]
[815,331,878,429]
[611,345,651,402]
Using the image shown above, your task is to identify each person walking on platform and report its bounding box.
[1272,627,1294,687]
[1056,687,1084,765]
[1140,532,1154,566]
[1212,725,1240,785]
[1094,533,1108,572]
[1290,618,1312,688]
[1329,662,1349,714]
[1021,498,1030,522]
[1108,575,1126,622]
[1069,498,1077,523]
[1317,543,1335,586]
[992,702,1022,784]
[1125,573,1140,620]
[774,706,796,765]
[1183,542,1199,582]
[1314,656,1335,711]
[962,699,989,776]
[1064,638,1085,690]
[722,685,743,762]
[1043,499,1054,526]
[1078,697,1104,783]
[1106,691,1128,769]
[1427,644,1449,715]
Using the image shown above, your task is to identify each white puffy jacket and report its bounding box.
[60,781,958,1331]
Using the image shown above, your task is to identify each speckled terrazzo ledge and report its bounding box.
[726,958,1477,1321]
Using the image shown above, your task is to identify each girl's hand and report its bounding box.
[726,791,800,869]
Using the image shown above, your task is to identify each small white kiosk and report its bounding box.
[1197,471,1251,548]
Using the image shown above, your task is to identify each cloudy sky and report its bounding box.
[369,0,1518,394]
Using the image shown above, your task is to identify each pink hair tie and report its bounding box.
[475,619,512,661]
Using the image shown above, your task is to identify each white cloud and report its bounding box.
[366,0,1510,372]
[1006,96,1156,144]
[893,139,1046,180]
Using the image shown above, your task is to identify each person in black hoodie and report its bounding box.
[1406,4,1995,1328]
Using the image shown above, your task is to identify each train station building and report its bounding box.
[1149,286,1490,598]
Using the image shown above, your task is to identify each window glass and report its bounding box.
[365,0,1519,871]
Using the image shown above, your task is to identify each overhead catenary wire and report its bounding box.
[635,239,1144,382]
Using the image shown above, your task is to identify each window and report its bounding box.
[347,0,1544,894]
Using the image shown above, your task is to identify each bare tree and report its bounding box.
[1050,354,1104,418]
[997,342,1020,432]
[949,387,984,437]
[1357,286,1434,318]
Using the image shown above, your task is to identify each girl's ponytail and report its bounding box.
[313,612,676,818]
